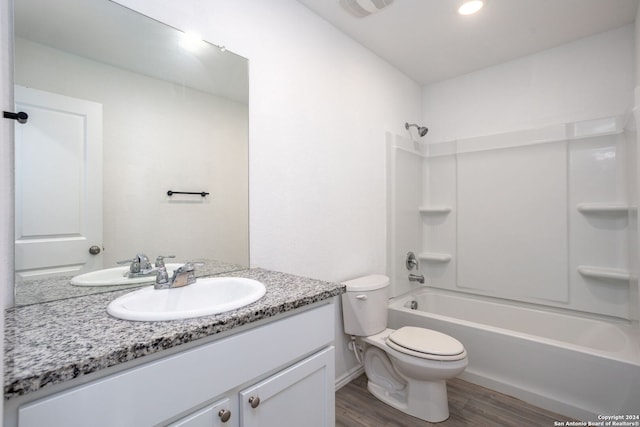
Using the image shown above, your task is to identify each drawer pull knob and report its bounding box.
[248,396,261,408]
[218,409,231,422]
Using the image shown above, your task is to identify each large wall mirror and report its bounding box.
[13,0,249,305]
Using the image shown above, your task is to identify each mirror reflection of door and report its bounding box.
[14,85,103,280]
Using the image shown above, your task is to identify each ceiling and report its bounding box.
[297,0,639,85]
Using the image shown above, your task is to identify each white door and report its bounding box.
[14,85,103,279]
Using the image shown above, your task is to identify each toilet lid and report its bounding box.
[387,326,465,359]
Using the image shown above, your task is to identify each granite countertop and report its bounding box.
[4,268,345,399]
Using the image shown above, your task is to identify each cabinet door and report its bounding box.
[169,396,238,427]
[240,347,335,427]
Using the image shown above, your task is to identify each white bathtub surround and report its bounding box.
[388,114,636,319]
[388,288,640,420]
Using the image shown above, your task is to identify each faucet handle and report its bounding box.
[116,254,152,273]
[155,255,176,268]
[155,266,170,286]
[135,254,152,271]
[406,252,419,271]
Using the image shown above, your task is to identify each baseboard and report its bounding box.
[460,370,593,421]
[335,365,364,391]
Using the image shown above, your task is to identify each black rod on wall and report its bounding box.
[167,190,210,197]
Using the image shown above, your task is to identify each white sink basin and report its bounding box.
[70,264,183,287]
[107,277,266,321]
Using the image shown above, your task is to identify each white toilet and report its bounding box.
[342,274,467,423]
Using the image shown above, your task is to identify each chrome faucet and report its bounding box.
[117,253,154,277]
[154,262,199,290]
[117,254,175,278]
[409,274,425,284]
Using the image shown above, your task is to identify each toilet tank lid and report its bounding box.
[343,274,389,291]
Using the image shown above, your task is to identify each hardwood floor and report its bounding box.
[336,374,572,426]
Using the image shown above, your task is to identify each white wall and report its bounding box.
[110,0,422,383]
[422,25,634,143]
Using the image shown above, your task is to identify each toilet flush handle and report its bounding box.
[356,295,367,300]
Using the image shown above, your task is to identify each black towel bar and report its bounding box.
[167,190,209,197]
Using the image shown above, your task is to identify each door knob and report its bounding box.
[89,245,101,255]
[3,111,28,124]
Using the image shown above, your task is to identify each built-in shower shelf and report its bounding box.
[419,206,452,214]
[418,252,452,262]
[577,265,631,282]
[576,203,632,214]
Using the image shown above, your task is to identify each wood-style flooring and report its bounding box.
[336,374,573,426]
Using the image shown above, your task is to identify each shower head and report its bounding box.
[405,122,428,137]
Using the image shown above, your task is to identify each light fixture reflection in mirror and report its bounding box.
[13,0,249,306]
[179,32,207,53]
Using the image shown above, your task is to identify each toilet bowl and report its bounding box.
[342,275,468,423]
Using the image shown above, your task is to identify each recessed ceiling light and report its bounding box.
[458,0,485,15]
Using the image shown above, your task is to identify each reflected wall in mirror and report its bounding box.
[13,0,249,305]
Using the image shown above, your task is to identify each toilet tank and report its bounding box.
[341,274,390,336]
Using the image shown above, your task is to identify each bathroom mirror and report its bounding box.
[13,0,249,305]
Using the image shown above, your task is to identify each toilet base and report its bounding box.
[361,333,464,423]
[367,377,450,423]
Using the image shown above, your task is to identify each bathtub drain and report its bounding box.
[410,300,418,310]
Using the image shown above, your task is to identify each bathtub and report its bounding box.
[388,288,640,420]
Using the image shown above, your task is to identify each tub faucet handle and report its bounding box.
[155,255,175,268]
[406,252,419,271]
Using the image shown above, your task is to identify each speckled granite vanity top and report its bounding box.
[4,268,345,399]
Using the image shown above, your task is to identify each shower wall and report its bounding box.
[387,24,638,320]
[388,118,635,320]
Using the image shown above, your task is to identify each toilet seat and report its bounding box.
[386,326,466,361]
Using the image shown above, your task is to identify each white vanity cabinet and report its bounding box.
[10,303,335,427]
[169,396,238,427]
[170,347,334,427]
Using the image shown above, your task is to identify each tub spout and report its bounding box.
[409,274,425,284]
